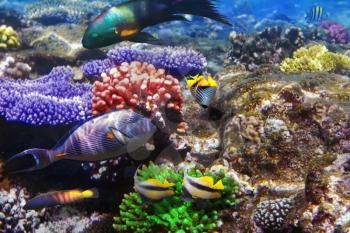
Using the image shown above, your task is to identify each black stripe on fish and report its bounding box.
[188,178,218,193]
[138,184,170,191]
[181,185,193,199]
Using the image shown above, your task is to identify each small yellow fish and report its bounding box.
[186,74,217,108]
[24,188,99,210]
[182,172,224,200]
[134,170,175,202]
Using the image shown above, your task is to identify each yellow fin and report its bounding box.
[81,188,99,198]
[55,152,67,158]
[186,75,200,87]
[146,178,174,188]
[163,179,175,187]
[207,75,218,87]
[212,180,224,190]
[198,176,215,186]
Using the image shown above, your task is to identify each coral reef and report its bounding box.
[0,25,20,49]
[0,66,92,125]
[0,186,47,232]
[36,207,114,233]
[0,55,31,79]
[92,61,183,129]
[113,163,240,233]
[227,26,305,70]
[253,197,294,231]
[82,46,207,78]
[321,21,349,44]
[25,0,111,25]
[280,44,350,73]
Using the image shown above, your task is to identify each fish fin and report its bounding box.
[186,75,200,87]
[212,180,224,190]
[128,32,163,45]
[5,148,54,173]
[163,14,190,22]
[167,0,232,26]
[146,179,166,186]
[198,176,214,186]
[207,75,218,87]
[164,179,175,187]
[82,188,99,198]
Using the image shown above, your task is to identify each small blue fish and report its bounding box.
[5,110,157,173]
[305,5,327,23]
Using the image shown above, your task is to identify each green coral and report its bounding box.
[280,44,350,73]
[0,25,20,49]
[113,163,240,233]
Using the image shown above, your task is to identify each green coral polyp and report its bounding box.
[113,163,240,233]
[280,44,350,73]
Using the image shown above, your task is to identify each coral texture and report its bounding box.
[321,21,349,44]
[92,61,183,120]
[113,163,240,233]
[0,186,47,232]
[0,66,92,125]
[0,56,31,79]
[227,26,305,70]
[25,0,111,25]
[253,198,294,231]
[280,44,350,73]
[0,25,20,49]
[82,46,207,78]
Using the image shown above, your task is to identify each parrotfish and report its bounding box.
[5,110,157,173]
[82,0,232,49]
[182,173,224,200]
[134,169,175,202]
[186,74,218,108]
[24,188,99,210]
[305,5,326,23]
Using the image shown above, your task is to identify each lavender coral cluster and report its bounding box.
[82,46,207,78]
[321,21,349,44]
[0,66,92,125]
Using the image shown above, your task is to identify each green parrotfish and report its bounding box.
[82,0,232,49]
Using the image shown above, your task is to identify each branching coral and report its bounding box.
[0,66,92,125]
[92,61,183,128]
[280,44,350,73]
[0,25,20,49]
[82,46,207,78]
[321,21,349,44]
[113,163,240,233]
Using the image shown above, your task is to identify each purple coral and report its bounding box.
[82,46,207,78]
[321,21,349,44]
[0,66,92,125]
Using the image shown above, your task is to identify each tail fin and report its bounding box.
[169,0,232,26]
[83,188,99,199]
[5,148,53,173]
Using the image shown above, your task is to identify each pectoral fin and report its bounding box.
[128,32,163,45]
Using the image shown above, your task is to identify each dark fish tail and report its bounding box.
[5,148,54,173]
[165,0,232,26]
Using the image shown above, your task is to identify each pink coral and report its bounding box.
[92,61,183,119]
[321,21,349,44]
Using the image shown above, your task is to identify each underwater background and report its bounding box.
[1,0,350,232]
